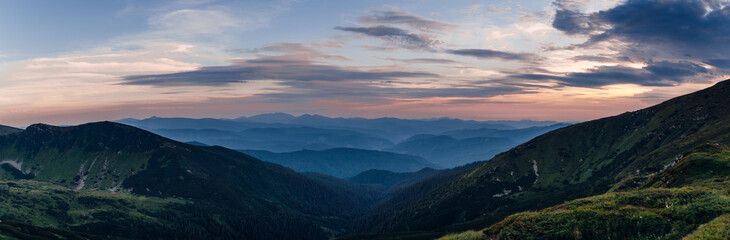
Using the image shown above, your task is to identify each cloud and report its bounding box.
[390,58,459,64]
[552,9,599,35]
[234,42,350,61]
[357,10,457,32]
[570,55,628,63]
[462,4,512,16]
[447,49,542,61]
[335,26,443,51]
[257,80,525,102]
[148,9,240,36]
[503,60,714,87]
[336,10,455,51]
[643,60,710,82]
[704,59,730,69]
[543,0,729,89]
[120,57,438,87]
[552,0,730,61]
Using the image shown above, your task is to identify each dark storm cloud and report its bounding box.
[643,61,710,81]
[552,9,598,35]
[357,10,458,32]
[504,61,713,87]
[544,0,729,88]
[552,0,730,60]
[447,49,541,61]
[335,26,442,51]
[120,58,438,87]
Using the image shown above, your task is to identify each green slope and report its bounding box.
[0,218,110,240]
[0,122,378,239]
[445,142,730,240]
[356,79,730,235]
[0,180,188,239]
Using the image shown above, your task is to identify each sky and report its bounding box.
[1,0,729,127]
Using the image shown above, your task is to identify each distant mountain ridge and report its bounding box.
[237,113,565,129]
[147,127,394,152]
[385,135,516,167]
[119,114,567,144]
[116,115,570,169]
[243,148,438,178]
[385,124,569,167]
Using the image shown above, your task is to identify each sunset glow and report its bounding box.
[1,0,728,126]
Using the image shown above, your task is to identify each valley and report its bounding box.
[4,1,729,239]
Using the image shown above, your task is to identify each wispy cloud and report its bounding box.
[387,58,460,64]
[447,49,542,62]
[336,10,456,51]
[335,26,443,51]
[121,57,438,86]
[357,10,458,32]
[502,60,714,88]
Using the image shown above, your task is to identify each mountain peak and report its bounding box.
[244,112,297,122]
[25,123,54,130]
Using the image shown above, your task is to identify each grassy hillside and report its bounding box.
[481,186,729,239]
[442,143,730,240]
[0,180,192,239]
[0,218,110,240]
[0,122,382,239]
[243,148,438,178]
[353,79,730,236]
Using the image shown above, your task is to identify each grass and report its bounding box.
[483,186,730,239]
[445,144,730,240]
[0,180,191,239]
[437,230,485,240]
[682,214,730,240]
[0,146,150,191]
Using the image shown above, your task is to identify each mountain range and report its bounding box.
[117,114,564,147]
[382,124,568,167]
[242,148,439,178]
[146,127,394,152]
[116,115,568,171]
